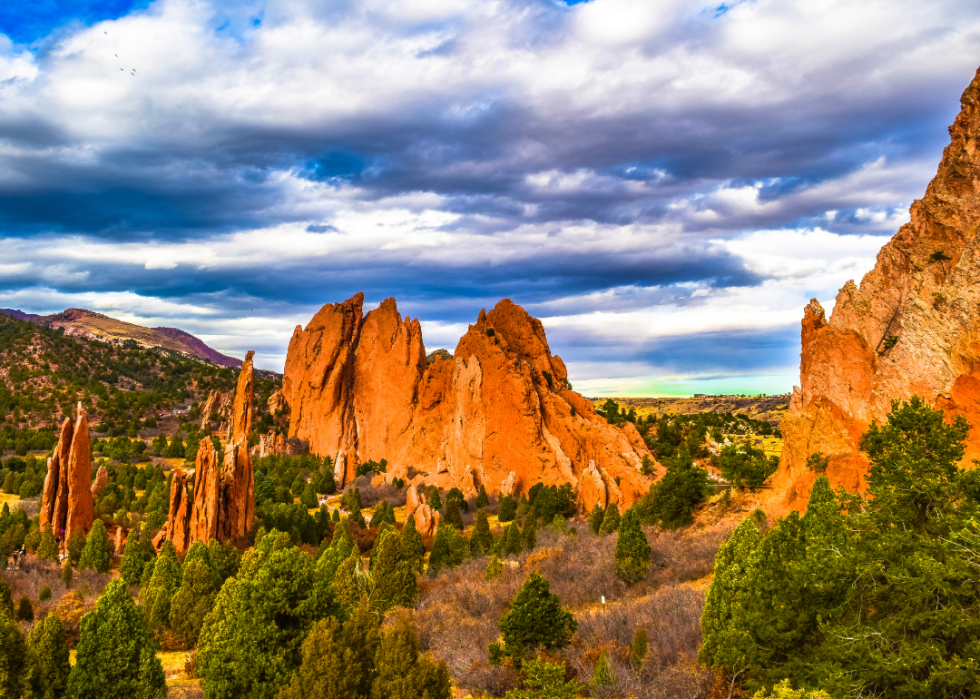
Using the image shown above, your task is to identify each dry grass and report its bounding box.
[412,520,730,697]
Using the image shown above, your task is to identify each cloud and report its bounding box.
[0,0,977,390]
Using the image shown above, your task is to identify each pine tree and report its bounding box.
[588,504,605,535]
[476,484,490,508]
[444,498,464,530]
[427,488,442,511]
[0,612,37,698]
[27,612,71,699]
[550,514,567,534]
[470,509,494,555]
[169,558,218,647]
[371,615,452,699]
[589,649,617,691]
[502,522,523,557]
[522,515,537,551]
[120,534,155,586]
[334,549,366,611]
[498,494,517,522]
[504,658,581,699]
[68,580,166,699]
[0,578,13,616]
[331,517,356,560]
[427,524,452,575]
[445,487,468,512]
[494,572,577,664]
[300,484,318,509]
[400,515,426,573]
[37,530,58,561]
[598,504,620,536]
[62,561,73,588]
[78,520,112,573]
[67,531,86,567]
[278,603,380,699]
[372,531,417,612]
[615,508,651,583]
[139,541,181,632]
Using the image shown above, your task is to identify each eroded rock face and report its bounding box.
[773,66,980,513]
[91,466,109,498]
[165,352,256,552]
[39,405,94,544]
[284,297,655,509]
[403,485,439,538]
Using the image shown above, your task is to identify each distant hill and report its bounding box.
[0,308,240,368]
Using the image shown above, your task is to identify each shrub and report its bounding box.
[16,595,34,621]
[598,504,620,536]
[615,509,651,583]
[39,585,52,602]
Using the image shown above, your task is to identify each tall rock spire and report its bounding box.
[39,403,94,544]
[163,352,256,552]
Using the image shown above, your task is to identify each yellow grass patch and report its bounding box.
[0,492,20,508]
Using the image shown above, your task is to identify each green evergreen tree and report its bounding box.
[67,580,166,699]
[522,515,537,551]
[588,504,604,535]
[334,549,366,612]
[139,541,181,632]
[27,613,71,699]
[589,649,617,691]
[505,658,581,699]
[476,484,490,508]
[331,517,356,561]
[61,561,73,588]
[67,531,86,567]
[427,488,442,511]
[277,603,379,699]
[0,612,38,698]
[37,530,58,561]
[372,532,417,612]
[300,483,318,509]
[550,514,567,534]
[78,520,112,573]
[470,509,494,556]
[498,494,517,522]
[198,544,330,699]
[615,508,651,583]
[169,558,218,646]
[0,578,13,616]
[445,487,468,512]
[370,615,452,699]
[598,504,620,536]
[502,522,523,557]
[427,524,452,575]
[120,534,155,585]
[400,515,426,573]
[444,497,464,530]
[493,572,576,664]
[635,447,709,529]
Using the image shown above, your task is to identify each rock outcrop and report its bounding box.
[91,465,108,498]
[39,404,94,544]
[164,352,256,552]
[284,297,657,509]
[773,66,980,512]
[403,484,439,537]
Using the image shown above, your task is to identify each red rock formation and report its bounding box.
[284,298,656,509]
[39,405,94,543]
[165,352,256,552]
[773,66,980,513]
[91,465,108,498]
[403,484,439,537]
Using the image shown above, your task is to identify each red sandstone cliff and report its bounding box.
[164,352,256,551]
[283,297,657,510]
[773,66,980,512]
[39,404,94,544]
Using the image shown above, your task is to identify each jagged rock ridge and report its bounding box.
[164,352,256,552]
[773,66,980,512]
[283,296,656,510]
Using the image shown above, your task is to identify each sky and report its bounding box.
[0,0,978,396]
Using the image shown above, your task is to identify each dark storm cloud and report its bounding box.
[0,0,978,388]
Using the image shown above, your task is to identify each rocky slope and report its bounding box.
[0,307,240,367]
[283,296,656,510]
[773,66,980,512]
